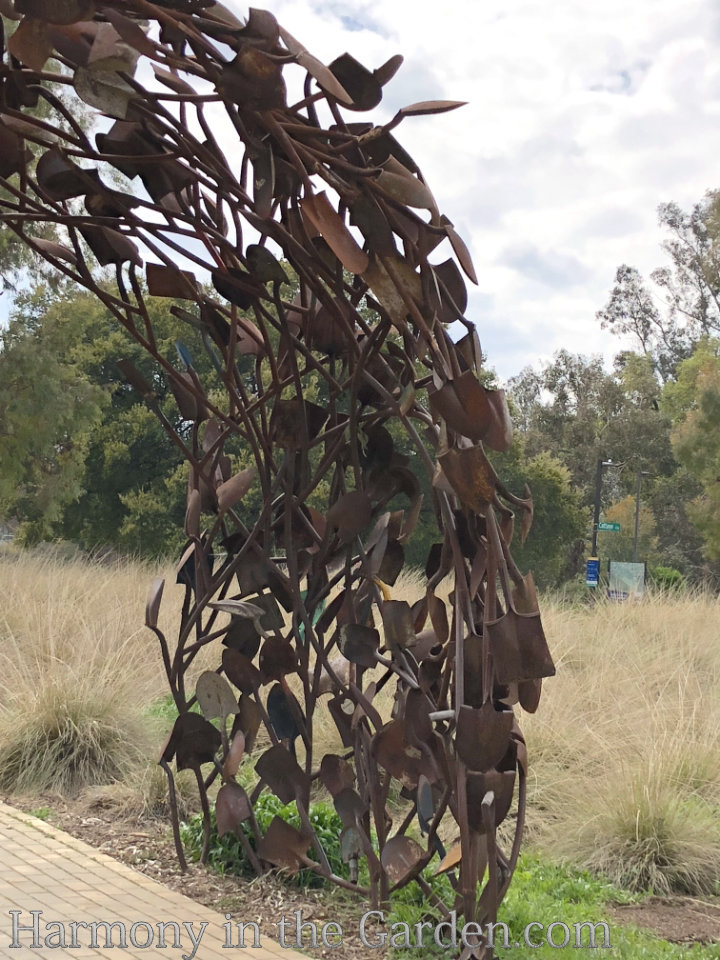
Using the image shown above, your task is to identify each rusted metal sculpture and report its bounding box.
[0,2,555,954]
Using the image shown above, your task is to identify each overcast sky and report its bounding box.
[225,0,720,381]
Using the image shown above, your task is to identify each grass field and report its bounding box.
[2,547,720,956]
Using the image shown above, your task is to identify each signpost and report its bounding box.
[586,557,600,587]
[598,522,621,532]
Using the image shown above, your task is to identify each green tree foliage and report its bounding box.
[1,280,225,555]
[597,496,660,565]
[0,292,106,539]
[667,339,720,561]
[492,445,588,588]
[598,192,720,381]
[508,350,672,504]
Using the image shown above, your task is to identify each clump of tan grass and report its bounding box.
[0,549,167,795]
[523,588,720,893]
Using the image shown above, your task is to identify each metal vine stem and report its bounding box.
[0,2,555,955]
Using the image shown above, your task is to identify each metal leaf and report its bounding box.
[221,731,246,781]
[436,446,497,512]
[145,577,165,629]
[146,263,198,299]
[216,780,251,836]
[255,744,308,804]
[399,99,467,117]
[15,0,94,24]
[455,702,514,772]
[381,835,423,886]
[320,754,355,797]
[209,598,265,619]
[326,490,372,543]
[216,466,256,513]
[74,67,135,120]
[8,18,52,72]
[301,192,369,275]
[256,816,311,873]
[338,623,379,668]
[381,600,415,651]
[195,671,239,720]
[222,648,261,694]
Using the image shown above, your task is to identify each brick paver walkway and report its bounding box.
[0,801,311,959]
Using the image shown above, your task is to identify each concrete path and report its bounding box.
[0,800,310,959]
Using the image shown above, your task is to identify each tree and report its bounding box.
[489,444,588,589]
[597,192,720,381]
[0,294,106,539]
[667,339,720,563]
[1,279,225,555]
[596,495,660,565]
[596,265,685,381]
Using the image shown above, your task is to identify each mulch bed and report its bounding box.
[7,791,720,954]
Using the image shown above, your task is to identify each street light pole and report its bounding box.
[591,458,614,558]
[633,470,651,563]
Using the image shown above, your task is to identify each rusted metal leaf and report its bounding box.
[232,695,262,753]
[338,623,379,668]
[146,263,198,299]
[381,600,415,651]
[222,648,262,694]
[326,489,372,543]
[164,713,221,771]
[443,220,478,285]
[519,678,542,714]
[374,159,436,210]
[216,467,256,513]
[455,702,514,772]
[434,839,462,876]
[255,744,308,804]
[257,816,311,873]
[172,372,207,423]
[267,683,301,754]
[328,53,381,110]
[320,754,355,797]
[245,243,288,284]
[437,446,496,512]
[8,18,52,72]
[398,99,467,117]
[270,397,328,447]
[221,731,246,781]
[373,54,403,86]
[103,8,156,59]
[79,225,141,266]
[0,123,26,179]
[209,598,265,619]
[74,66,135,119]
[381,835,424,885]
[15,0,94,23]
[301,192,369,275]
[195,671,239,720]
[487,610,556,685]
[30,238,78,267]
[216,780,251,835]
[145,577,165,629]
[259,636,297,683]
[334,787,367,828]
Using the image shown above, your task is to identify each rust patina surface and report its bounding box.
[0,3,554,952]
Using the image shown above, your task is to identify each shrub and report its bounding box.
[181,793,345,886]
[0,552,162,795]
[650,565,686,591]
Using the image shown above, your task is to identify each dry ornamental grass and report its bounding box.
[2,549,720,895]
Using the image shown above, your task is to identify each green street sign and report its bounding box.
[598,521,621,532]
